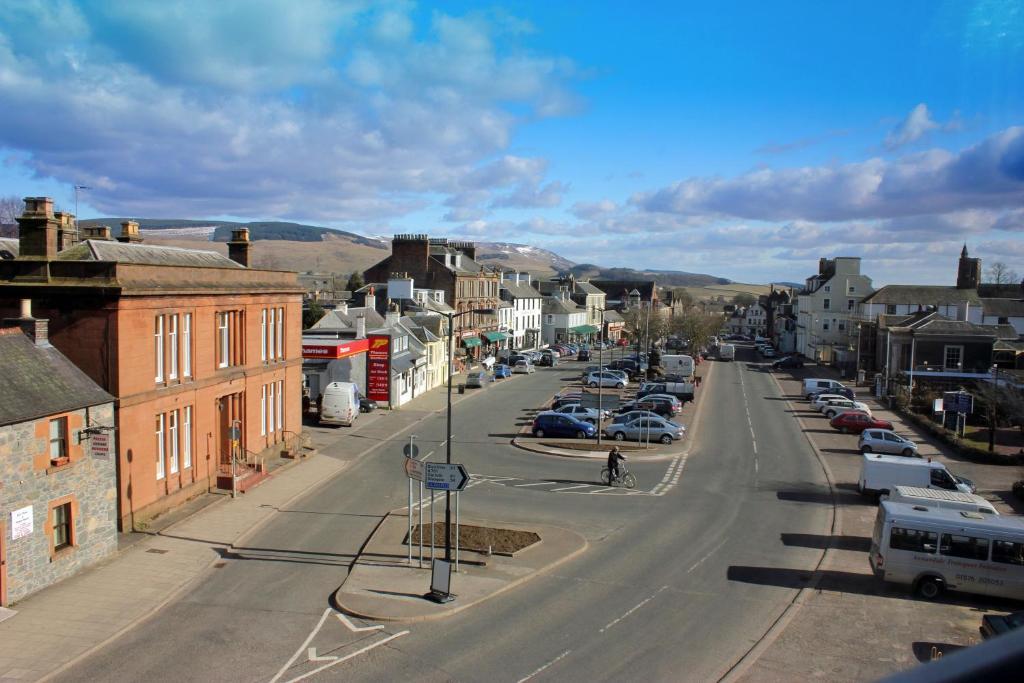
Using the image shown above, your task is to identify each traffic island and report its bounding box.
[333,511,587,622]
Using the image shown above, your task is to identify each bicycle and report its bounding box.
[600,466,637,489]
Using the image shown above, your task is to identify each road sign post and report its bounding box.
[405,436,416,565]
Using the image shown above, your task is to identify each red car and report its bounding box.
[829,412,894,434]
[616,338,629,347]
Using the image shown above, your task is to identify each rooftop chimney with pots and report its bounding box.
[364,286,376,313]
[385,301,401,326]
[356,315,366,339]
[117,220,142,244]
[3,298,49,346]
[228,227,252,267]
[16,196,60,259]
[55,211,78,251]
[83,225,113,241]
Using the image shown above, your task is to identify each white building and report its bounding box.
[744,303,768,337]
[541,294,587,346]
[795,257,874,362]
[499,273,543,350]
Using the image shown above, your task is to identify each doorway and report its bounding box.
[217,392,244,469]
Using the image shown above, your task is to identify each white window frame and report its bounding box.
[168,314,178,380]
[183,406,192,469]
[276,307,284,358]
[276,379,283,432]
[268,308,276,361]
[155,315,164,383]
[261,385,267,436]
[268,382,276,433]
[218,312,229,368]
[156,413,165,480]
[261,309,267,362]
[183,313,192,378]
[944,344,964,370]
[168,410,179,475]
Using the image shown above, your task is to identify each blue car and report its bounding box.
[531,413,597,439]
[494,363,512,379]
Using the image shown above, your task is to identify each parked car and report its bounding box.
[803,378,848,400]
[604,417,686,444]
[577,349,591,361]
[358,396,378,413]
[821,399,872,419]
[808,386,855,401]
[586,371,627,389]
[981,611,1024,640]
[551,392,584,410]
[616,338,629,346]
[618,395,681,418]
[637,381,694,403]
[493,364,511,379]
[830,412,894,434]
[512,360,535,374]
[545,404,610,424]
[465,371,491,388]
[859,429,918,457]
[761,347,776,358]
[531,413,597,439]
[611,410,662,424]
[599,368,630,382]
[771,355,805,369]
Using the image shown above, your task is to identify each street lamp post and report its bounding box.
[596,308,608,447]
[444,307,494,571]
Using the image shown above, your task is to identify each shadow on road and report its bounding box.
[911,642,966,663]
[780,532,871,552]
[775,488,870,506]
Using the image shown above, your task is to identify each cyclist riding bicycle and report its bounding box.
[607,446,627,486]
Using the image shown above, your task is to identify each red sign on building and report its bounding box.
[301,337,370,359]
[366,334,391,404]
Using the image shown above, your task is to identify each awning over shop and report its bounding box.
[570,325,600,335]
[462,336,482,348]
[481,331,509,343]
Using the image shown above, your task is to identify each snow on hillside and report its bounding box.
[139,226,218,239]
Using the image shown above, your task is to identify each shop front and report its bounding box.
[301,337,370,413]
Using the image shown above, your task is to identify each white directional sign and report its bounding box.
[404,457,425,482]
[424,463,469,491]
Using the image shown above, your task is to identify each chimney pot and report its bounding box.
[228,227,252,267]
[117,220,142,243]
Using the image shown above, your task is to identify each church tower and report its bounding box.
[956,244,981,289]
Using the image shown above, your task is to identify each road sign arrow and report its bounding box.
[424,462,470,491]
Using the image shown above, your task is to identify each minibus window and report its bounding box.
[890,527,937,553]
[940,533,989,561]
[992,540,1024,566]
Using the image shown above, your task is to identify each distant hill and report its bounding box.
[559,263,730,287]
[80,218,387,248]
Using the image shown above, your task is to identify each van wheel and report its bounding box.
[862,446,872,454]
[916,577,943,600]
[534,429,545,438]
[901,448,914,457]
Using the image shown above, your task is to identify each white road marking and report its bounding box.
[517,650,572,683]
[336,613,384,633]
[599,586,669,633]
[281,631,410,683]
[270,608,334,683]
[513,481,552,487]
[549,484,593,492]
[687,539,728,574]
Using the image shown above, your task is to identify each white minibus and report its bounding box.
[870,501,1024,600]
[885,486,998,516]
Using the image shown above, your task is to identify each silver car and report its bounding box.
[546,404,610,424]
[586,371,627,389]
[512,360,535,374]
[604,417,686,444]
[858,429,918,457]
[611,410,661,425]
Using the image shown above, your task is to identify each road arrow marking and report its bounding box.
[307,648,336,663]
[336,613,385,633]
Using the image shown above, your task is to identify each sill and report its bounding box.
[46,458,73,474]
[51,545,75,562]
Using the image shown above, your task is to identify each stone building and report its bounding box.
[0,198,304,531]
[0,317,116,606]
[362,235,501,359]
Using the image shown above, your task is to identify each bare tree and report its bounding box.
[973,380,1018,452]
[986,261,1020,286]
[0,195,20,238]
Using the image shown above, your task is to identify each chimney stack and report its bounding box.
[83,225,113,241]
[356,315,366,339]
[3,299,48,346]
[364,286,376,313]
[385,301,400,327]
[228,227,252,267]
[117,220,142,244]
[16,197,60,259]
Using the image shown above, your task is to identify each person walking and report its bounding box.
[607,446,626,486]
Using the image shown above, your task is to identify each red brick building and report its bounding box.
[364,235,502,357]
[0,198,304,530]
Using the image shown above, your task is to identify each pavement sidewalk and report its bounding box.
[0,369,488,683]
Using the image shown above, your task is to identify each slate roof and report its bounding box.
[543,297,580,315]
[889,312,999,338]
[981,298,1024,318]
[0,237,18,259]
[500,280,542,299]
[575,281,604,295]
[860,285,981,306]
[0,327,113,426]
[56,239,244,269]
[309,306,385,331]
[603,309,624,323]
[428,246,491,274]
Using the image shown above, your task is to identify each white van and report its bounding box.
[661,354,695,378]
[885,486,998,516]
[803,378,846,399]
[859,453,971,497]
[869,501,1024,599]
[319,381,360,426]
[718,344,735,361]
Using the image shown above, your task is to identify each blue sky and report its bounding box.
[1,1,1022,285]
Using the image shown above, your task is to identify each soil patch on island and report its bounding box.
[408,523,540,555]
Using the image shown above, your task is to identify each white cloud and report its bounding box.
[884,104,941,150]
[490,180,566,208]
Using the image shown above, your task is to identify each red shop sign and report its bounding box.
[366,334,391,403]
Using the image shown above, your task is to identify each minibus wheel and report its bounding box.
[916,576,943,600]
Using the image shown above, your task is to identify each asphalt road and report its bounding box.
[58,346,832,682]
